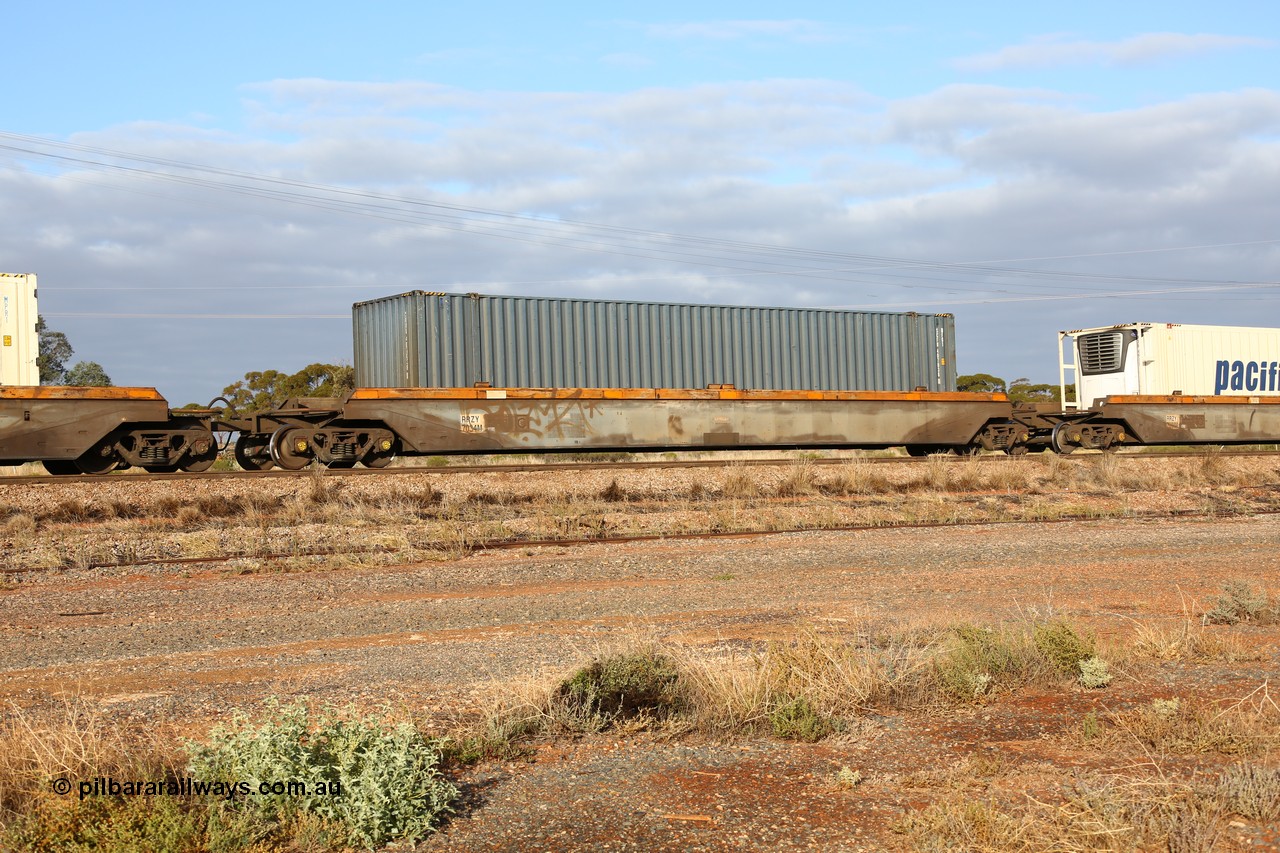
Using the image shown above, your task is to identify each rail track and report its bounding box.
[3,447,1279,485]
[6,504,1275,577]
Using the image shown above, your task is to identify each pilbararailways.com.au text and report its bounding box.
[52,776,344,801]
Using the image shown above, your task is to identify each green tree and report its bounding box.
[957,373,1007,394]
[1007,377,1062,404]
[35,315,74,384]
[221,363,355,412]
[63,361,113,387]
[959,372,1075,405]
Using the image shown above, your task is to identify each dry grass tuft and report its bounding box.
[822,458,890,495]
[43,499,102,524]
[677,626,938,731]
[1196,447,1233,486]
[304,467,343,505]
[1104,686,1280,757]
[948,455,991,492]
[897,772,1232,852]
[719,464,759,499]
[1127,615,1254,663]
[1215,762,1280,822]
[599,479,627,503]
[3,513,36,541]
[918,454,953,492]
[775,459,817,497]
[0,699,180,821]
[461,490,527,508]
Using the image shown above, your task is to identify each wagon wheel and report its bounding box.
[42,459,81,476]
[234,435,275,471]
[1050,422,1078,455]
[180,452,218,473]
[268,428,312,470]
[180,439,220,473]
[361,437,399,468]
[76,440,121,475]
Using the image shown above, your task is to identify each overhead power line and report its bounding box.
[2,130,1277,309]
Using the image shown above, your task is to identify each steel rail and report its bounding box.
[6,505,1276,577]
[3,448,1280,485]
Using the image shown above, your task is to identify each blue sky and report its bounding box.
[11,3,1273,128]
[2,2,1278,401]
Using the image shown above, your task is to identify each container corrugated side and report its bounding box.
[353,291,957,392]
[0,273,39,386]
[1070,322,1280,402]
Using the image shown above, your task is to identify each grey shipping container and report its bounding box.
[352,292,957,392]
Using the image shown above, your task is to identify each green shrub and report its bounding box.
[1081,710,1101,741]
[1032,620,1096,675]
[185,700,457,849]
[556,650,683,727]
[769,696,833,742]
[936,624,1040,702]
[6,795,206,853]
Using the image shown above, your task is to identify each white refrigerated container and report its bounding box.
[0,273,39,386]
[1061,322,1280,408]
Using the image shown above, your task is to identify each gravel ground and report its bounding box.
[2,462,1278,850]
[4,515,1276,713]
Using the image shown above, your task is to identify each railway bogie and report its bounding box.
[264,424,398,470]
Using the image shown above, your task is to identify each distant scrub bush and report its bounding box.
[1204,581,1278,625]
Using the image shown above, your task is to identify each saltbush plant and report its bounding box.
[186,700,457,849]
[1077,655,1113,689]
[1204,581,1277,625]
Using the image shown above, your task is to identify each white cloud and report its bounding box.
[886,87,1280,188]
[645,19,839,43]
[3,78,1279,400]
[956,32,1274,72]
